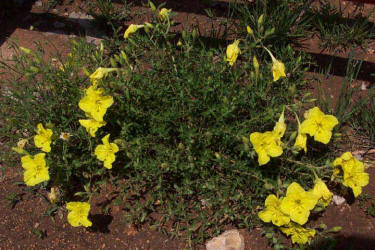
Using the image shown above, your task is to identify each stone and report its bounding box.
[86,36,103,46]
[206,229,244,250]
[332,195,346,206]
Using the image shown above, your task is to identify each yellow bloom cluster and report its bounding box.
[78,68,115,137]
[333,152,369,197]
[250,107,338,166]
[226,30,287,83]
[258,180,332,244]
[15,123,54,186]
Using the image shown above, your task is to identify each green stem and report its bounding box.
[263,46,276,62]
[284,158,325,170]
[232,169,266,183]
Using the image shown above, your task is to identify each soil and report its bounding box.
[1,0,375,249]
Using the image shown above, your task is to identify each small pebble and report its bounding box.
[360,82,368,91]
[332,195,346,206]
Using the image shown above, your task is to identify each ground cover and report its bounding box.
[0,0,375,249]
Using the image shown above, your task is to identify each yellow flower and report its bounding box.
[308,178,332,207]
[34,123,53,153]
[280,182,318,225]
[79,118,106,137]
[59,132,71,141]
[300,107,338,144]
[294,115,307,153]
[264,47,286,81]
[124,24,144,39]
[94,134,119,169]
[272,59,286,82]
[89,67,118,85]
[17,139,28,149]
[159,8,172,21]
[334,152,369,197]
[250,131,283,166]
[78,86,114,122]
[21,153,50,186]
[258,194,290,226]
[333,152,361,172]
[280,223,316,245]
[343,164,369,197]
[273,109,286,138]
[226,40,241,66]
[66,202,92,227]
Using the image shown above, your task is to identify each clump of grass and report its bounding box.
[232,0,314,50]
[350,92,375,145]
[87,0,132,33]
[310,0,375,52]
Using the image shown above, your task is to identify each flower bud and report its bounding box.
[149,1,156,11]
[46,122,54,129]
[328,226,342,233]
[110,58,117,68]
[30,66,39,73]
[289,131,297,140]
[19,46,32,54]
[319,224,327,230]
[246,25,253,35]
[253,56,259,76]
[11,147,28,155]
[214,152,221,159]
[100,42,104,54]
[82,67,90,76]
[257,14,264,28]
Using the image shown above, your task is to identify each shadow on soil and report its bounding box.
[313,234,375,250]
[128,0,233,17]
[89,214,113,233]
[309,52,375,83]
[0,0,100,47]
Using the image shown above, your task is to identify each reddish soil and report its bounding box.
[1,0,375,249]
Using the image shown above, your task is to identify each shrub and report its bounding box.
[0,2,367,246]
